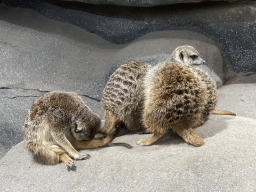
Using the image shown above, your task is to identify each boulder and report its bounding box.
[0,115,255,191]
[0,4,226,158]
[216,74,256,119]
[2,0,255,74]
[0,4,255,190]
[60,0,245,7]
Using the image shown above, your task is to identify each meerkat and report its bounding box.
[100,60,150,136]
[100,45,235,147]
[23,91,120,170]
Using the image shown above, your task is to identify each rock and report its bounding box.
[2,0,255,74]
[0,90,35,159]
[0,2,255,163]
[0,88,101,159]
[0,4,227,158]
[0,115,255,191]
[60,0,244,7]
[112,33,224,86]
[216,74,256,119]
[0,4,255,190]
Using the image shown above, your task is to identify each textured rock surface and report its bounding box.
[0,3,256,191]
[0,4,227,158]
[2,0,255,74]
[217,74,256,119]
[60,0,246,7]
[1,115,256,191]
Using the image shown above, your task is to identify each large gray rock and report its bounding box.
[60,0,245,7]
[0,115,255,191]
[2,0,255,74]
[0,4,228,158]
[0,4,255,190]
[216,74,256,119]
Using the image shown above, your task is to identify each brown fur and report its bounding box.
[100,61,150,135]
[23,91,119,170]
[101,45,234,147]
[140,61,211,146]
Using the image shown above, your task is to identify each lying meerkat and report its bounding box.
[100,45,235,147]
[23,91,120,170]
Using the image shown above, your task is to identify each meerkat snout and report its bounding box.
[192,55,205,65]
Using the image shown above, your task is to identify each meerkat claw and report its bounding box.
[65,159,76,171]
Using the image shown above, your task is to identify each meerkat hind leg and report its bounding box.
[49,145,81,170]
[137,133,165,146]
[173,127,204,147]
[73,119,122,149]
[51,131,86,160]
[94,111,119,140]
[74,136,115,149]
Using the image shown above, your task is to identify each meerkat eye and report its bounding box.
[190,55,198,60]
[180,52,184,60]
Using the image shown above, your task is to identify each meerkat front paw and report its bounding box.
[137,139,150,146]
[76,154,91,160]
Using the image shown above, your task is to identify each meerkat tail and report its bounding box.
[73,122,122,149]
[74,136,115,149]
[211,110,236,116]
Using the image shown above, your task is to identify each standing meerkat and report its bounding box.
[101,45,235,147]
[23,91,120,170]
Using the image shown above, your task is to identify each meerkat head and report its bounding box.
[170,45,205,66]
[71,114,101,141]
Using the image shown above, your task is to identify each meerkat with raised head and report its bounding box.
[100,45,235,147]
[139,45,235,146]
[23,91,120,170]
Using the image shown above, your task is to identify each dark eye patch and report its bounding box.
[180,52,184,60]
[190,55,198,60]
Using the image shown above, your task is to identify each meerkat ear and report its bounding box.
[179,52,184,61]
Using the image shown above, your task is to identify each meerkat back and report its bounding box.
[101,61,150,132]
